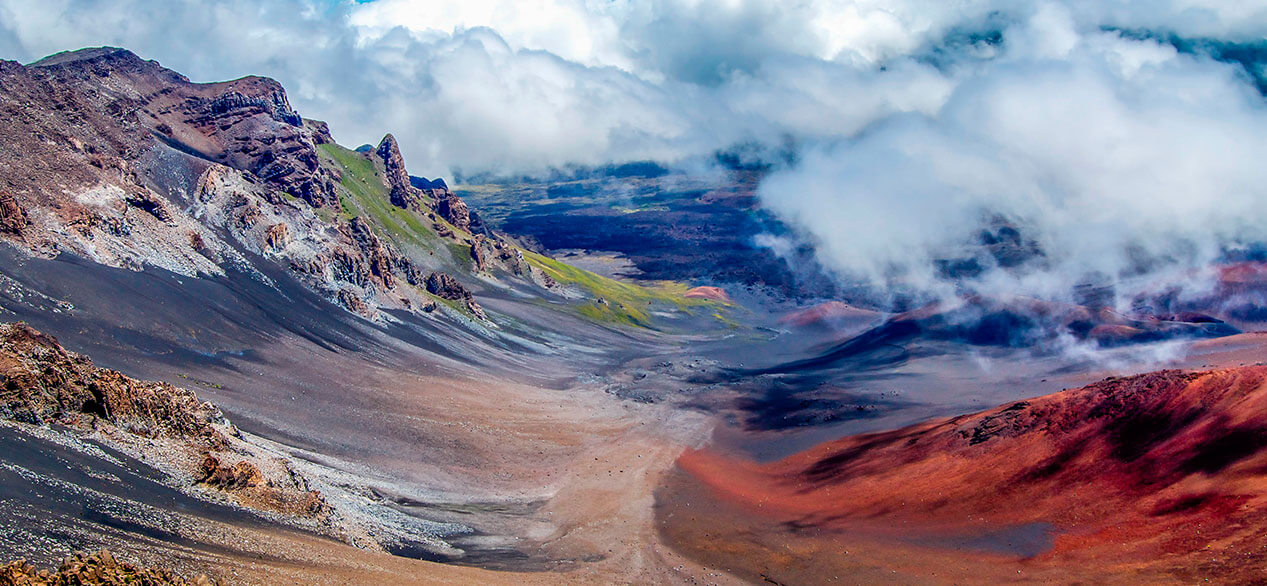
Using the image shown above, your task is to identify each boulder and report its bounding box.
[264,223,290,251]
[435,191,471,231]
[0,550,218,585]
[425,272,473,301]
[199,454,262,490]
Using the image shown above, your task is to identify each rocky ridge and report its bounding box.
[0,46,567,323]
[372,135,486,233]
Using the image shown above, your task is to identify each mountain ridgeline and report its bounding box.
[0,47,712,335]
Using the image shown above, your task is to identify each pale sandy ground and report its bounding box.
[100,329,749,585]
[1183,331,1267,369]
[157,402,742,585]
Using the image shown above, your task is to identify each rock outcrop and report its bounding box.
[0,322,226,446]
[0,193,28,235]
[469,234,551,285]
[264,222,290,250]
[199,454,264,490]
[339,216,398,290]
[0,321,329,519]
[435,191,471,231]
[375,134,410,189]
[375,134,422,210]
[179,79,338,208]
[424,272,470,301]
[375,136,482,234]
[0,550,217,586]
[306,119,334,145]
[27,48,336,208]
[198,454,327,516]
[193,163,435,321]
[0,48,340,278]
[425,272,487,319]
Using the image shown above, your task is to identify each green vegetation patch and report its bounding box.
[523,250,717,328]
[317,143,446,253]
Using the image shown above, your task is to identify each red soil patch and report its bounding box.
[778,301,881,327]
[1219,262,1267,285]
[683,286,731,303]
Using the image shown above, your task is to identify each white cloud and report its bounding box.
[1,0,1263,178]
[349,0,633,71]
[759,15,1267,305]
[1,0,1266,305]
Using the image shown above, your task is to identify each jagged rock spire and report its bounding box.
[375,134,422,210]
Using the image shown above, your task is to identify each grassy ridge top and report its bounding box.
[317,142,726,329]
[318,143,446,254]
[524,251,718,328]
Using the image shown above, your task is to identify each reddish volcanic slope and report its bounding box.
[671,366,1267,582]
[779,300,882,328]
[683,286,732,303]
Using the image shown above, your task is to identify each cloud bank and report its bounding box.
[759,4,1267,306]
[2,0,1266,305]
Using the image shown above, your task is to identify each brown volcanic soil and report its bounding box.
[166,333,731,583]
[664,364,1267,583]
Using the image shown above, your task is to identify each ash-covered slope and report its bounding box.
[0,322,341,570]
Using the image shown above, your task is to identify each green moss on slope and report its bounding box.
[523,251,717,328]
[317,143,447,253]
